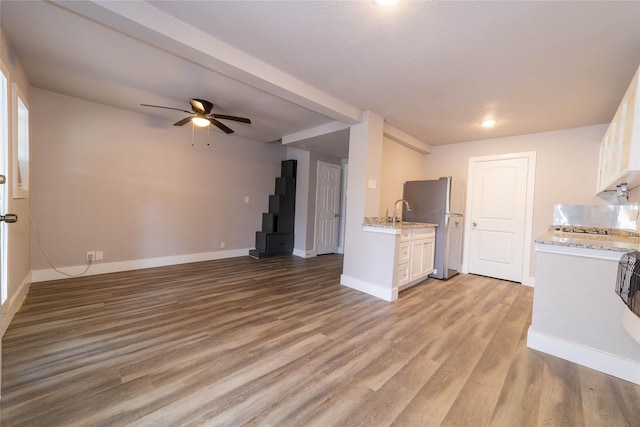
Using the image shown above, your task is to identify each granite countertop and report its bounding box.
[536,226,640,253]
[362,217,438,230]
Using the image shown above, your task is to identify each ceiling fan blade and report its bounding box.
[209,117,234,134]
[173,116,193,126]
[141,104,191,114]
[212,114,251,124]
[190,98,213,114]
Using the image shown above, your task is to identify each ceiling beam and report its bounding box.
[282,121,350,145]
[383,123,432,154]
[55,0,362,125]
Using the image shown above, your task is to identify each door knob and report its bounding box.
[472,222,477,227]
[334,214,339,217]
[0,175,5,184]
[1,213,17,223]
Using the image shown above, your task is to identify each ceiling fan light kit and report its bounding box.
[141,98,251,134]
[191,115,211,127]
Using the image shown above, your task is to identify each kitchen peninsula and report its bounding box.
[528,225,640,384]
[360,218,438,301]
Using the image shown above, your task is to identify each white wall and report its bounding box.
[287,147,344,256]
[1,29,32,334]
[422,124,612,278]
[342,112,400,300]
[30,89,286,275]
[379,136,427,217]
[286,147,311,256]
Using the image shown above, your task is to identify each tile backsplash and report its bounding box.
[553,203,639,231]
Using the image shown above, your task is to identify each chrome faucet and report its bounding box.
[392,199,411,224]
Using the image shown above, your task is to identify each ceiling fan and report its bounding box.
[141,98,251,134]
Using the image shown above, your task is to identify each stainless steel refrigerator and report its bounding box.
[402,177,463,280]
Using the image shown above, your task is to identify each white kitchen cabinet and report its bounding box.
[396,259,410,288]
[409,232,435,282]
[396,227,435,290]
[597,65,640,193]
[357,221,438,301]
[395,228,412,288]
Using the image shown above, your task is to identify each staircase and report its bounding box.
[249,160,296,259]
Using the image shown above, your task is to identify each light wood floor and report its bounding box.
[2,255,639,426]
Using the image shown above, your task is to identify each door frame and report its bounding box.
[0,59,9,400]
[462,151,536,285]
[338,161,348,254]
[314,160,342,255]
[0,60,9,306]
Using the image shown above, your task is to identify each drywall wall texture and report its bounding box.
[30,88,286,270]
[286,147,311,254]
[379,136,426,218]
[422,124,609,279]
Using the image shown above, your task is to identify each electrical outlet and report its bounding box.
[220,241,226,249]
[86,251,96,262]
[96,251,104,261]
[244,196,249,204]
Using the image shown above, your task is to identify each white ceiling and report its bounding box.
[1,1,639,158]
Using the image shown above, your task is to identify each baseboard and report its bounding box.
[460,263,468,274]
[292,248,317,258]
[31,248,252,283]
[2,271,32,336]
[340,274,397,302]
[521,275,535,287]
[527,327,640,385]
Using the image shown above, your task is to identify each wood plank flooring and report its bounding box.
[2,254,639,426]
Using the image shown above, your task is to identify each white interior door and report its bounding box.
[315,161,341,255]
[467,153,534,282]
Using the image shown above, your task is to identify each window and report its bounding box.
[12,83,29,198]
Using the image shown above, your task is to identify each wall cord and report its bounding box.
[19,188,92,277]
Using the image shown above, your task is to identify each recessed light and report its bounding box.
[481,119,497,128]
[375,0,399,6]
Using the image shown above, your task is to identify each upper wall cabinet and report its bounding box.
[597,66,640,193]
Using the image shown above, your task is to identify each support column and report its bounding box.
[341,112,398,301]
